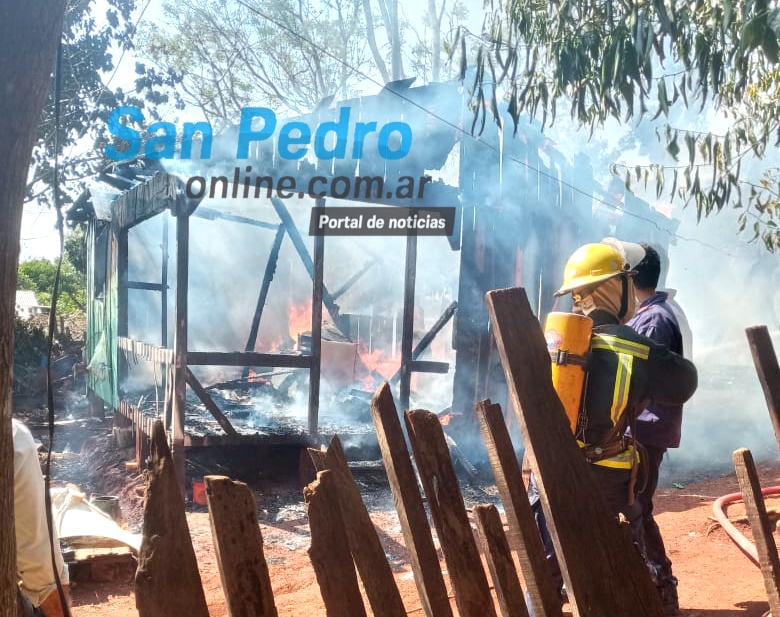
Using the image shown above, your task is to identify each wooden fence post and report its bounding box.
[405,408,497,617]
[732,448,780,616]
[205,475,277,617]
[371,383,453,617]
[135,421,209,617]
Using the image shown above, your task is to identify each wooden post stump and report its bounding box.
[476,399,563,617]
[474,503,530,617]
[323,435,407,617]
[733,448,780,617]
[405,408,497,617]
[746,326,780,451]
[135,421,208,617]
[205,475,277,617]
[304,470,367,617]
[371,383,453,617]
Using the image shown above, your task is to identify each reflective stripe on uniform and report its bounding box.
[593,446,639,469]
[576,440,639,469]
[591,334,650,425]
[591,333,650,359]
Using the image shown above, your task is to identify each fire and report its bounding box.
[246,369,267,385]
[356,346,399,384]
[287,299,312,341]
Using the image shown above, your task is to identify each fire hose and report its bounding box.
[711,484,780,568]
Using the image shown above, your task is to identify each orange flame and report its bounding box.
[356,346,399,388]
[287,300,312,341]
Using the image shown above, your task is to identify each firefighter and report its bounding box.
[529,242,697,615]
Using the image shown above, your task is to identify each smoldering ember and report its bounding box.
[10,8,780,617]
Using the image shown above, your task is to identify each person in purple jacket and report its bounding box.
[627,243,690,616]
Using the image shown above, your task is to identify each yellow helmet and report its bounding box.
[555,243,627,296]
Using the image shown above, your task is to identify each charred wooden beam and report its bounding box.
[410,360,449,374]
[184,367,239,439]
[746,326,780,451]
[331,258,379,300]
[187,352,312,368]
[205,475,278,617]
[389,301,456,385]
[244,225,286,355]
[370,383,452,617]
[193,206,278,230]
[172,211,189,490]
[399,233,417,411]
[475,399,562,617]
[733,448,780,616]
[485,287,663,617]
[127,281,166,291]
[310,197,324,437]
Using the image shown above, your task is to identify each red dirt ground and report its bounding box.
[57,429,780,617]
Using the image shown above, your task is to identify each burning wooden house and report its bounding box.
[68,79,678,481]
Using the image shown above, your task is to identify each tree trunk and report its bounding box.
[0,2,67,615]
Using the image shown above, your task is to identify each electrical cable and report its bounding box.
[42,38,73,617]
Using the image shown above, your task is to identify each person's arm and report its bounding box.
[645,342,698,405]
[13,420,70,610]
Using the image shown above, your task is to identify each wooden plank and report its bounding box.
[187,351,313,368]
[310,196,324,436]
[172,212,189,491]
[746,326,780,451]
[405,408,497,617]
[475,399,563,617]
[732,448,780,616]
[485,287,663,617]
[323,436,406,616]
[184,367,239,438]
[370,383,453,617]
[303,470,367,617]
[135,421,208,617]
[390,301,457,385]
[474,504,530,617]
[244,225,286,354]
[399,233,417,411]
[204,475,278,617]
[409,360,449,374]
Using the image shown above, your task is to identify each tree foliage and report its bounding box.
[466,0,780,251]
[136,0,469,123]
[139,0,377,121]
[31,0,170,210]
[18,258,86,316]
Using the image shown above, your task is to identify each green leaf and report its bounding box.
[667,135,680,160]
[762,30,780,64]
[658,77,669,116]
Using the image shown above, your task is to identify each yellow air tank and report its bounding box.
[544,312,593,433]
